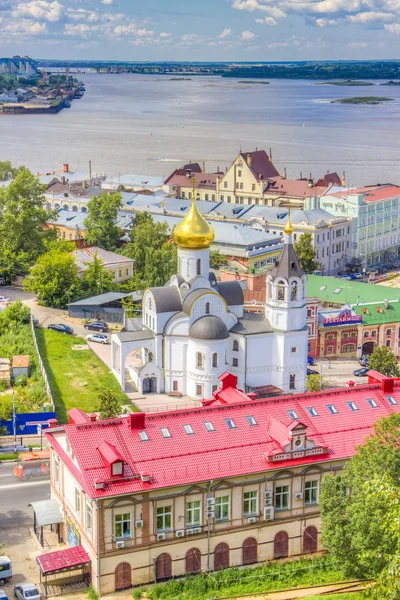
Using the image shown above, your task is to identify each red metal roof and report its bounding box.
[45,376,400,499]
[12,355,30,368]
[240,150,280,181]
[328,184,400,203]
[37,545,90,575]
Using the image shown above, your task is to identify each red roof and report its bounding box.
[45,375,400,500]
[12,355,30,368]
[164,171,220,189]
[241,150,280,181]
[37,545,90,575]
[328,184,400,203]
[98,440,124,465]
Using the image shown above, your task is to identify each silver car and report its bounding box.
[14,584,41,600]
[86,333,110,344]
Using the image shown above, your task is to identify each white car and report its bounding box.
[14,584,41,600]
[0,297,9,303]
[86,333,110,344]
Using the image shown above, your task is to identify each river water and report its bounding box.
[1,73,400,186]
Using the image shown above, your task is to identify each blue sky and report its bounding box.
[0,0,399,61]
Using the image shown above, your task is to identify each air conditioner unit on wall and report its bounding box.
[206,510,215,519]
[176,530,185,538]
[157,532,166,541]
[264,491,272,506]
[248,516,257,524]
[264,507,275,521]
[206,497,215,506]
[193,527,202,534]
[116,541,125,549]
[295,492,303,500]
[135,519,144,528]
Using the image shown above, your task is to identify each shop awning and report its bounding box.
[37,546,91,575]
[28,499,63,527]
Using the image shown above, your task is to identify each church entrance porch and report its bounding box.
[111,330,156,391]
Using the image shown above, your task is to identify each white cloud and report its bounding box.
[385,22,400,32]
[219,27,233,38]
[136,27,153,37]
[348,41,369,46]
[64,22,92,37]
[233,0,286,19]
[315,17,339,26]
[101,0,113,3]
[159,31,172,38]
[240,29,256,39]
[349,11,393,22]
[255,16,277,25]
[13,0,64,22]
[181,33,203,42]
[4,19,48,34]
[67,8,99,22]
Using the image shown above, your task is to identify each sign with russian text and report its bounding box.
[323,309,362,327]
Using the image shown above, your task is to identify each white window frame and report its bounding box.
[85,500,93,536]
[115,513,132,539]
[275,485,290,511]
[156,505,172,531]
[74,488,81,514]
[186,500,201,526]
[215,495,230,521]
[243,490,258,516]
[305,480,319,505]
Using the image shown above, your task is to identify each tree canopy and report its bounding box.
[84,191,123,251]
[210,250,228,269]
[0,161,27,182]
[80,251,114,297]
[368,345,400,377]
[98,388,121,420]
[294,232,319,274]
[0,170,55,279]
[319,413,400,599]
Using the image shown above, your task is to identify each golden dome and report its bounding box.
[284,206,293,236]
[173,197,215,249]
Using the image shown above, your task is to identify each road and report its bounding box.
[0,461,50,527]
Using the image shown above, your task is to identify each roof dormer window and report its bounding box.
[112,462,123,476]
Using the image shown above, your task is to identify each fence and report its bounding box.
[31,317,55,411]
[0,411,56,436]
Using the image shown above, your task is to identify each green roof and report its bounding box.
[306,275,400,306]
[352,300,400,325]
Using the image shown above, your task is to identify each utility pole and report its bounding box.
[12,387,16,453]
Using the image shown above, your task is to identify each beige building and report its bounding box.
[43,371,400,593]
[71,246,134,283]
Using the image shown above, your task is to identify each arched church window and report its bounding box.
[196,353,204,370]
[205,302,210,314]
[289,374,296,390]
[148,352,153,362]
[212,353,218,368]
[197,259,201,275]
[278,284,285,301]
[291,281,298,301]
[187,262,190,278]
[148,297,152,311]
[233,340,239,352]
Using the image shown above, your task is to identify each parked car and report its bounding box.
[359,356,369,366]
[86,333,110,345]
[47,324,73,335]
[0,297,10,303]
[14,584,41,600]
[307,369,319,376]
[84,321,109,333]
[0,556,12,585]
[353,367,369,377]
[31,316,39,326]
[353,272,363,279]
[340,275,352,280]
[0,588,9,600]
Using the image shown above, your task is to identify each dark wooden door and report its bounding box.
[143,378,150,393]
[156,553,172,581]
[186,548,201,574]
[214,542,229,571]
[303,526,318,554]
[115,562,132,590]
[151,377,157,393]
[274,531,289,559]
[242,537,257,565]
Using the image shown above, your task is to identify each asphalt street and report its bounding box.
[0,461,50,527]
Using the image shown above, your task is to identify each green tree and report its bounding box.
[0,300,30,333]
[368,345,400,377]
[294,232,319,274]
[98,388,121,420]
[0,161,27,182]
[84,192,123,250]
[306,374,323,392]
[124,215,177,289]
[23,247,80,308]
[0,170,53,279]
[320,412,400,597]
[80,252,114,297]
[210,250,228,269]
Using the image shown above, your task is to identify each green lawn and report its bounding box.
[35,328,127,423]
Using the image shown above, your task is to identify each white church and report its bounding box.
[111,198,308,398]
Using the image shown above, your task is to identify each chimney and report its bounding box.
[140,472,150,483]
[382,377,394,393]
[63,163,69,173]
[283,167,287,179]
[88,413,97,422]
[246,153,252,167]
[47,418,58,428]
[94,479,105,490]
[130,412,146,429]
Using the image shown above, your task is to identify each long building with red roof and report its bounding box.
[44,369,400,593]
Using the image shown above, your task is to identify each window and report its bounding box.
[245,415,257,426]
[112,462,123,476]
[138,430,149,442]
[74,488,81,513]
[115,513,131,539]
[85,501,93,534]
[118,270,122,277]
[343,344,355,353]
[212,384,218,393]
[183,424,194,435]
[387,328,392,336]
[305,481,319,505]
[197,259,201,275]
[290,281,298,301]
[225,418,236,429]
[386,339,391,347]
[196,352,204,369]
[291,347,297,354]
[212,353,218,368]
[364,331,369,338]
[160,427,172,438]
[125,268,129,276]
[371,330,377,337]
[278,284,285,301]
[275,485,290,510]
[307,309,312,318]
[215,496,230,521]
[326,404,338,414]
[238,169,242,177]
[386,395,397,406]
[287,409,298,420]
[156,506,172,531]
[327,346,333,354]
[203,421,215,431]
[173,380,178,392]
[186,501,201,526]
[227,196,231,203]
[347,401,358,412]
[205,302,210,314]
[243,491,258,516]
[232,357,239,367]
[306,407,318,417]
[233,340,239,352]
[334,288,342,294]
[54,456,60,485]
[252,184,256,191]
[367,398,378,408]
[196,384,203,397]
[289,374,296,390]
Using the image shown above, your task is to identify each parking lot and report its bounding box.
[311,357,368,389]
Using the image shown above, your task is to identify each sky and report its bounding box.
[0,0,400,61]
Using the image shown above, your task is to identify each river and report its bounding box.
[1,73,400,186]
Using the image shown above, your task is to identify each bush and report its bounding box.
[0,380,8,392]
[87,584,99,600]
[14,375,27,387]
